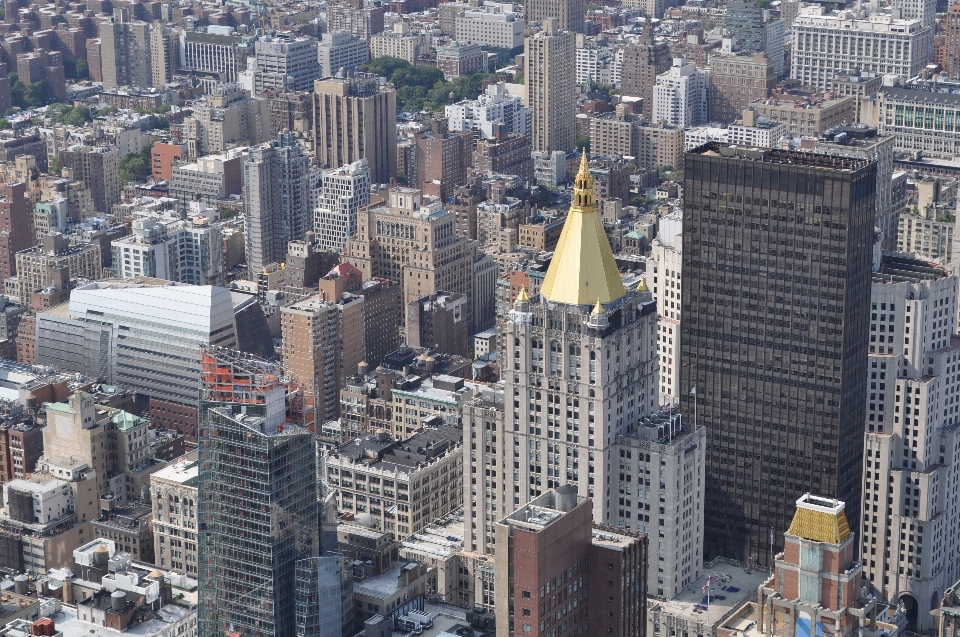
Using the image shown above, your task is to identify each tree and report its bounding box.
[576,135,591,153]
[513,70,524,84]
[48,157,61,175]
[75,59,89,80]
[119,143,154,183]
[219,207,238,220]
[395,172,408,186]
[0,119,9,130]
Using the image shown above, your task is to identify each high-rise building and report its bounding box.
[455,2,525,50]
[726,0,764,54]
[653,56,708,127]
[369,22,423,64]
[791,6,932,90]
[944,4,960,79]
[647,211,682,404]
[405,291,469,356]
[859,255,960,633]
[244,132,311,275]
[746,494,877,637]
[15,233,102,305]
[414,119,474,201]
[281,289,365,424]
[525,0,585,33]
[495,153,660,539]
[60,145,120,215]
[181,85,270,156]
[0,182,33,282]
[525,20,576,154]
[344,187,476,319]
[149,23,179,88]
[180,28,249,85]
[110,212,225,286]
[493,487,648,637]
[98,14,152,89]
[620,25,672,121]
[446,81,530,138]
[197,348,318,637]
[313,75,397,184]
[326,1,386,39]
[708,53,776,125]
[245,34,322,94]
[317,30,369,78]
[149,452,199,576]
[310,158,371,254]
[680,143,877,565]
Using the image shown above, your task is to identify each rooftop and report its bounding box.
[150,452,199,488]
[690,143,872,172]
[786,493,852,544]
[650,559,773,624]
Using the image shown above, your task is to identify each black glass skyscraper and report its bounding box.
[680,144,876,565]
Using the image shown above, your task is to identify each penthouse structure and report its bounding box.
[876,86,960,159]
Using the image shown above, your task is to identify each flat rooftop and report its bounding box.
[150,452,198,487]
[689,142,871,171]
[650,561,772,628]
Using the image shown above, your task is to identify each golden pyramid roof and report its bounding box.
[516,286,530,302]
[540,149,626,306]
[786,494,852,544]
[591,298,604,314]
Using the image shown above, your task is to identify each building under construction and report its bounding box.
[197,347,320,637]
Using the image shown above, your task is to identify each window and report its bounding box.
[522,590,531,599]
[799,575,820,603]
[800,544,820,571]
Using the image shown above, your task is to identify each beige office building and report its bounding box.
[525,20,576,154]
[313,74,397,185]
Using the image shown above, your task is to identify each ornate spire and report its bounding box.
[539,150,625,306]
[516,286,530,302]
[591,298,604,314]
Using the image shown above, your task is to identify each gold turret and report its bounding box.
[516,286,530,302]
[539,149,626,306]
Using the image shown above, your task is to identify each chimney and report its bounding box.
[742,107,757,127]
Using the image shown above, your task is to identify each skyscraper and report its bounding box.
[497,152,660,537]
[244,132,311,274]
[620,25,672,121]
[98,13,152,89]
[525,20,576,154]
[313,74,397,184]
[311,159,371,254]
[652,56,709,128]
[859,255,960,632]
[197,348,318,637]
[0,182,33,282]
[680,143,877,565]
[525,0,585,33]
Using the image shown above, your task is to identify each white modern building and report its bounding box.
[727,108,787,147]
[110,205,224,286]
[684,125,729,150]
[445,81,530,138]
[791,6,932,90]
[311,158,371,254]
[652,57,708,127]
[575,46,613,85]
[245,34,322,93]
[318,30,369,77]
[860,255,960,633]
[455,2,524,50]
[34,280,256,407]
[3,478,73,525]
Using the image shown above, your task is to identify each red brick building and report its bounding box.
[494,487,648,637]
[0,183,34,281]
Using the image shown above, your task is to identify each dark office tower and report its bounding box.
[197,348,319,637]
[680,144,876,566]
